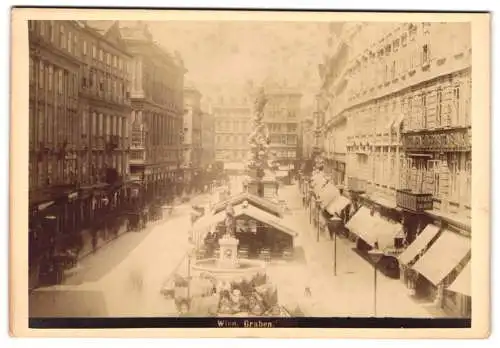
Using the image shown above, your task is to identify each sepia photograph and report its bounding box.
[9,8,490,338]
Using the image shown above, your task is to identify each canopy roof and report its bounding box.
[194,203,299,241]
[211,192,283,218]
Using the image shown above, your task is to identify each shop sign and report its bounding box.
[402,128,471,152]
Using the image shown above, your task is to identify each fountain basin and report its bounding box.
[191,258,266,281]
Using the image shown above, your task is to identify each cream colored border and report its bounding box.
[9,8,491,338]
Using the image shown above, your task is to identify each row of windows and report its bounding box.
[215,119,252,132]
[30,58,78,98]
[267,123,297,133]
[345,74,471,137]
[29,21,127,73]
[82,68,129,104]
[269,134,297,145]
[215,134,249,145]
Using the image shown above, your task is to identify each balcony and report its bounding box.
[347,176,367,193]
[396,189,433,213]
[129,149,146,165]
[130,128,145,150]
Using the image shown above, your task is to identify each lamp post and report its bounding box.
[316,198,321,242]
[368,249,384,317]
[330,216,342,277]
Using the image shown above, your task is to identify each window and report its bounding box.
[453,85,461,126]
[83,40,88,55]
[39,21,45,36]
[68,31,72,52]
[106,53,111,66]
[98,113,103,137]
[57,70,63,94]
[73,34,78,56]
[118,58,123,71]
[59,25,65,49]
[422,44,430,65]
[436,89,443,126]
[29,20,34,31]
[422,94,427,128]
[92,44,97,59]
[113,55,117,67]
[38,61,44,88]
[391,60,396,80]
[29,57,34,83]
[99,49,103,61]
[82,110,88,137]
[48,65,53,91]
[48,21,54,42]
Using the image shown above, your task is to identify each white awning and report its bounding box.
[325,195,351,216]
[412,229,471,285]
[317,184,340,207]
[345,207,401,250]
[398,224,440,265]
[447,261,471,296]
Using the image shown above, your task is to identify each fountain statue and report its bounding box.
[218,204,240,269]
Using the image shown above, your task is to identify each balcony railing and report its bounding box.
[129,149,146,165]
[347,176,367,193]
[396,189,433,212]
[131,128,145,150]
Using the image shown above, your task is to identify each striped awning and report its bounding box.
[447,261,471,296]
[398,224,440,265]
[412,229,471,286]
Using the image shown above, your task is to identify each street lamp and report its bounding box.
[316,198,321,242]
[330,216,343,277]
[368,248,384,317]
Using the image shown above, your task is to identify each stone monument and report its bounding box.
[217,203,239,269]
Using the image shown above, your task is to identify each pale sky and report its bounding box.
[146,21,333,107]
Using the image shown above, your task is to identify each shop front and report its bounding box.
[345,206,403,278]
[409,227,470,315]
[445,261,471,318]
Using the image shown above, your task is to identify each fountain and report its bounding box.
[191,202,266,281]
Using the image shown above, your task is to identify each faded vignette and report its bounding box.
[9,8,490,338]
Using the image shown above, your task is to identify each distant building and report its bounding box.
[183,83,203,188]
[200,109,215,168]
[261,85,302,171]
[212,98,253,173]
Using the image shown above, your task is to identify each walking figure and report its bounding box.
[304,286,312,297]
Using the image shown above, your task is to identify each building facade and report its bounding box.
[212,99,253,171]
[261,86,302,170]
[182,84,203,191]
[119,21,186,202]
[28,20,133,288]
[318,22,471,317]
[200,109,215,168]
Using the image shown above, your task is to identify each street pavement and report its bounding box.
[29,193,213,317]
[29,181,448,318]
[276,183,449,318]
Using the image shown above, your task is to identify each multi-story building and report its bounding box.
[183,83,203,191]
[299,115,315,162]
[28,20,133,288]
[212,98,253,173]
[200,109,215,168]
[261,85,302,171]
[119,21,186,201]
[317,22,471,317]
